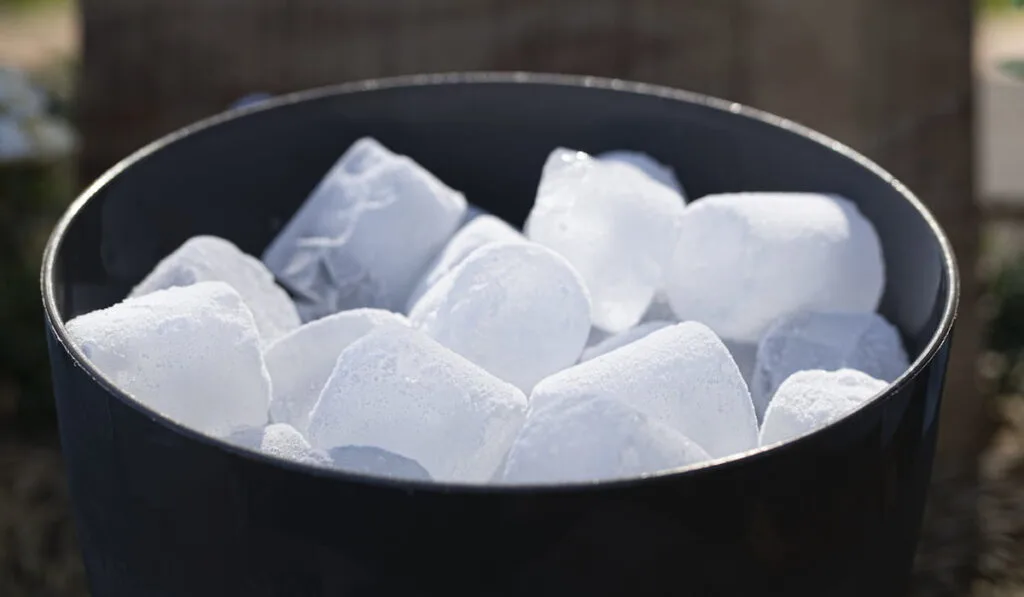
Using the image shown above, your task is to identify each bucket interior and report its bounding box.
[47,75,954,411]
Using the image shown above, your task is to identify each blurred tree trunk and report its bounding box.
[78,0,985,476]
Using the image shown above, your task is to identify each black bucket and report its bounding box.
[42,73,958,597]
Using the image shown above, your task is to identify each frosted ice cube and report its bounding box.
[264,308,409,433]
[66,281,271,436]
[262,137,467,319]
[307,326,527,483]
[579,320,674,363]
[530,321,757,458]
[223,423,331,467]
[329,446,432,481]
[501,395,710,484]
[598,150,686,197]
[131,235,300,343]
[664,193,885,343]
[405,214,526,311]
[409,242,591,392]
[760,369,887,446]
[751,311,908,419]
[525,148,686,333]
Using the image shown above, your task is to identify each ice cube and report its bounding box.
[760,369,887,446]
[264,308,409,433]
[530,321,757,458]
[664,193,885,343]
[409,242,591,392]
[751,311,908,419]
[525,148,686,333]
[131,235,300,343]
[262,137,467,319]
[405,214,526,312]
[223,423,331,467]
[598,150,686,197]
[328,446,432,481]
[66,281,271,437]
[579,320,674,363]
[501,395,710,484]
[306,326,528,483]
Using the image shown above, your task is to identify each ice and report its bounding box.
[598,150,686,197]
[262,137,467,319]
[501,395,710,484]
[579,320,674,363]
[405,214,526,311]
[264,309,409,433]
[65,281,271,436]
[329,446,432,481]
[223,423,331,467]
[751,311,908,419]
[525,148,687,333]
[760,369,887,446]
[131,235,300,343]
[306,326,528,483]
[530,321,758,458]
[409,242,591,392]
[664,193,885,343]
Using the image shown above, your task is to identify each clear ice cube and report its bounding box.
[530,321,758,458]
[409,242,591,392]
[131,235,300,343]
[66,281,271,437]
[306,326,527,483]
[262,137,467,319]
[525,148,686,333]
[664,193,885,343]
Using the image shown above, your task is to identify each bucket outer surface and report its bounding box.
[43,73,958,597]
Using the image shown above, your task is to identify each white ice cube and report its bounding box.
[598,150,686,197]
[760,369,887,446]
[264,308,409,433]
[66,281,271,437]
[501,395,710,484]
[223,423,331,467]
[131,235,300,343]
[664,193,885,343]
[525,148,686,333]
[530,321,758,458]
[262,137,467,319]
[409,242,591,392]
[405,214,526,312]
[579,320,674,363]
[307,326,528,483]
[751,311,908,419]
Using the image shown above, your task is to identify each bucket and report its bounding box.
[42,73,958,597]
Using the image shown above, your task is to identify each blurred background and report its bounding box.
[0,0,1022,595]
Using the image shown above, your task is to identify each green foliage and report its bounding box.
[988,257,1024,395]
[0,158,74,425]
[0,65,76,427]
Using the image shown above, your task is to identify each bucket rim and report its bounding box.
[40,71,960,493]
